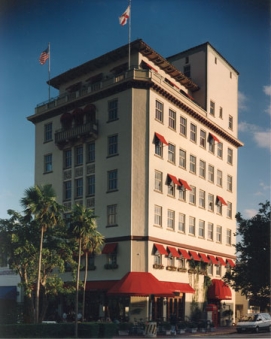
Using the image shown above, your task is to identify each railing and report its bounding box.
[55,122,98,144]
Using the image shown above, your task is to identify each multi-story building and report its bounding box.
[28,39,243,324]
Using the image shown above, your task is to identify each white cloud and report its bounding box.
[244,209,257,218]
[238,91,249,111]
[263,85,271,116]
[238,121,271,152]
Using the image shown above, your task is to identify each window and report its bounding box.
[219,107,223,119]
[64,149,72,168]
[178,213,185,233]
[210,101,215,116]
[87,142,95,162]
[154,252,162,265]
[208,264,213,275]
[108,134,118,156]
[189,186,196,205]
[190,155,196,174]
[189,216,195,235]
[227,202,232,218]
[154,135,163,157]
[168,143,175,163]
[199,160,206,178]
[64,181,71,200]
[44,122,52,142]
[155,100,163,122]
[207,223,213,240]
[215,57,217,64]
[44,154,52,173]
[185,56,189,64]
[167,176,176,197]
[208,194,214,212]
[75,178,83,197]
[183,64,190,78]
[108,170,118,191]
[229,115,233,130]
[179,149,186,169]
[107,204,117,226]
[155,170,162,192]
[227,148,233,165]
[216,226,222,243]
[208,165,214,183]
[167,209,175,230]
[154,205,162,226]
[178,258,186,269]
[76,146,83,165]
[217,169,222,187]
[87,175,95,195]
[217,201,222,215]
[217,142,223,158]
[227,175,233,192]
[179,186,186,201]
[199,220,205,238]
[215,265,221,276]
[180,116,187,136]
[226,229,232,245]
[169,109,176,130]
[108,99,118,121]
[209,138,215,153]
[200,130,206,148]
[199,190,205,208]
[190,123,197,143]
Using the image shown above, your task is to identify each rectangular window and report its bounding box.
[227,175,233,192]
[64,181,71,200]
[44,122,52,142]
[179,149,186,169]
[209,138,215,153]
[108,99,118,121]
[217,201,222,215]
[208,165,214,183]
[229,115,233,130]
[208,264,213,275]
[168,143,175,163]
[217,169,223,187]
[169,109,176,130]
[178,213,185,233]
[180,116,187,136]
[87,142,95,162]
[189,186,196,205]
[189,216,195,235]
[190,123,197,143]
[64,149,72,168]
[108,170,118,191]
[199,220,205,238]
[227,202,232,218]
[200,130,206,148]
[199,160,206,178]
[167,209,175,230]
[167,178,175,197]
[154,205,162,226]
[215,265,221,276]
[219,107,223,119]
[217,142,223,158]
[155,136,163,157]
[210,101,215,116]
[75,178,83,197]
[155,100,163,122]
[199,190,205,208]
[179,187,186,201]
[190,155,196,174]
[76,146,83,165]
[226,229,232,245]
[87,175,95,195]
[107,204,117,226]
[155,170,162,192]
[216,226,222,243]
[227,148,233,165]
[208,222,213,240]
[108,134,118,156]
[208,194,214,212]
[44,154,52,173]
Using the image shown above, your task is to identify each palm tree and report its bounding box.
[21,184,64,323]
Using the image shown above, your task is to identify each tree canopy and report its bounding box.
[224,201,270,311]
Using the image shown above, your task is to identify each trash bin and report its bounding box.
[144,322,157,337]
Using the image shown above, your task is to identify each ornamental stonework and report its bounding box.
[75,167,83,177]
[87,197,95,208]
[87,164,95,174]
[63,170,72,180]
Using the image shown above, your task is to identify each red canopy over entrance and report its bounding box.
[161,282,195,295]
[207,279,232,300]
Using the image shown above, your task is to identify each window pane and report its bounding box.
[167,210,175,229]
[107,204,117,225]
[155,170,162,192]
[76,146,83,165]
[155,100,163,122]
[64,149,72,168]
[179,149,186,168]
[44,122,52,142]
[168,143,175,163]
[180,117,187,136]
[190,155,196,174]
[108,99,118,121]
[108,135,118,156]
[87,142,95,162]
[189,216,195,235]
[190,123,197,143]
[87,175,95,195]
[108,170,118,191]
[154,205,162,226]
[178,213,185,232]
[169,109,176,130]
[44,154,52,173]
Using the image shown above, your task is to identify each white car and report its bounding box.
[236,313,271,333]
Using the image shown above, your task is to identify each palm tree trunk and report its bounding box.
[75,237,82,338]
[36,226,44,323]
[82,252,88,322]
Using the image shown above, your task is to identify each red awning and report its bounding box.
[86,281,117,291]
[155,132,168,145]
[209,133,220,142]
[217,196,227,206]
[217,257,226,266]
[167,246,180,258]
[154,243,167,255]
[179,249,191,260]
[189,251,201,261]
[162,282,195,294]
[102,243,118,254]
[179,179,192,191]
[226,259,235,267]
[207,279,232,300]
[199,253,210,263]
[107,272,173,296]
[208,255,220,265]
[168,174,181,186]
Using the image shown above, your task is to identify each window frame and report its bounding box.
[207,222,214,241]
[168,143,176,164]
[217,169,223,187]
[190,123,197,143]
[167,209,175,230]
[64,149,72,168]
[107,169,118,192]
[154,205,162,226]
[189,216,196,235]
[87,174,95,196]
[198,219,205,238]
[108,134,118,156]
[155,100,163,122]
[178,213,185,233]
[107,204,117,226]
[87,142,95,163]
[44,153,52,173]
[108,99,118,121]
[75,146,83,166]
[155,170,163,192]
[190,155,196,174]
[208,164,214,183]
[180,116,187,137]
[189,186,196,205]
[199,160,206,179]
[200,129,206,148]
[168,109,176,130]
[210,100,215,116]
[44,122,53,142]
[75,178,83,198]
[199,189,205,209]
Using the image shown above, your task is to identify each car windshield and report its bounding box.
[239,314,258,322]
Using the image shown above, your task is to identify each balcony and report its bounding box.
[55,122,98,148]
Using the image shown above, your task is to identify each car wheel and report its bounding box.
[255,326,259,333]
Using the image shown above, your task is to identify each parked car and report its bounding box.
[236,313,271,333]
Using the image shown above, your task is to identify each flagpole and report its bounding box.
[128,0,131,70]
[48,42,51,101]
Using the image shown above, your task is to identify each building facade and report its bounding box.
[28,39,243,324]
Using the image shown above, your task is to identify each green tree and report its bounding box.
[20,184,64,323]
[224,201,270,311]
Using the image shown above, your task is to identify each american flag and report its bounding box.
[39,47,49,65]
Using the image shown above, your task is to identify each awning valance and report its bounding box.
[154,243,167,255]
[217,196,227,206]
[102,243,118,254]
[168,174,180,186]
[199,253,210,263]
[167,246,180,258]
[207,279,232,300]
[179,179,192,191]
[155,132,168,145]
[208,255,220,265]
[217,257,226,266]
[179,249,191,259]
[189,251,201,261]
[162,281,195,294]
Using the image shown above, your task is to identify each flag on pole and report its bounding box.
[39,47,49,65]
[119,5,130,25]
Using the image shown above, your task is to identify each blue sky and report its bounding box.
[0,0,270,220]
